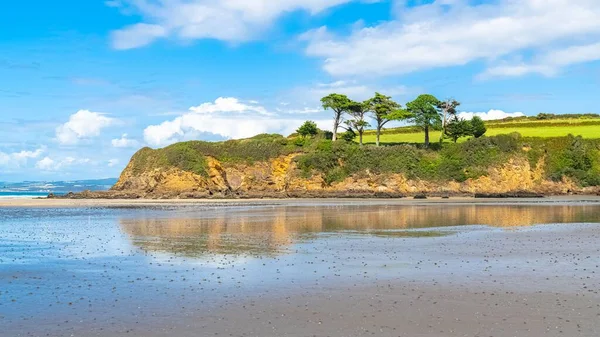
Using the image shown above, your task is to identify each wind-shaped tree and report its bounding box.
[438,99,461,143]
[406,94,442,148]
[321,94,352,142]
[345,100,371,146]
[367,92,411,146]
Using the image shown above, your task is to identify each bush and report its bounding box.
[341,130,357,142]
[471,116,487,138]
[297,121,319,138]
[445,119,473,143]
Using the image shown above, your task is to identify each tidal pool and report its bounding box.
[1,202,599,336]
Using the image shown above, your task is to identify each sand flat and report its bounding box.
[1,195,600,208]
[1,200,599,336]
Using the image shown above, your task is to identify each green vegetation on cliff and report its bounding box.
[129,133,297,177]
[126,132,600,188]
[297,134,600,186]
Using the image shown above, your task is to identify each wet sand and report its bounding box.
[157,283,599,337]
[1,195,600,208]
[1,201,599,336]
[119,223,600,337]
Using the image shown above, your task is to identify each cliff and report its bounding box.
[105,133,600,198]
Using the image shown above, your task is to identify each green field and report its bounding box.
[361,119,600,144]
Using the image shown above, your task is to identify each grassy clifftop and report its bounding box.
[128,134,297,177]
[363,116,600,144]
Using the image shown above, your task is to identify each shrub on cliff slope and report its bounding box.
[525,135,600,186]
[129,134,301,177]
[294,133,600,186]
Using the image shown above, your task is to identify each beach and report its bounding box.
[1,198,599,336]
[1,195,600,208]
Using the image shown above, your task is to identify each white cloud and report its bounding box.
[189,97,271,115]
[458,109,525,121]
[108,159,120,167]
[112,134,140,148]
[56,110,116,145]
[0,147,45,168]
[477,64,555,79]
[110,0,366,49]
[36,156,92,171]
[313,80,409,100]
[303,0,600,77]
[277,107,323,114]
[143,97,331,146]
[479,42,600,79]
[35,157,56,171]
[112,23,168,50]
[285,80,411,107]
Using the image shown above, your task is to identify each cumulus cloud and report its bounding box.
[56,110,116,145]
[112,23,168,50]
[190,97,271,115]
[0,147,45,168]
[36,156,92,171]
[303,0,600,77]
[479,42,600,79]
[458,110,526,121]
[110,0,368,49]
[35,157,56,171]
[143,97,330,147]
[111,134,140,148]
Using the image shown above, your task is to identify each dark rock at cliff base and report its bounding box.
[54,190,143,199]
[474,192,544,199]
[414,194,427,199]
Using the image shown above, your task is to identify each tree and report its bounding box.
[438,99,461,143]
[345,100,371,146]
[471,116,487,138]
[321,93,352,142]
[406,94,442,147]
[367,92,411,146]
[445,119,473,143]
[296,121,319,138]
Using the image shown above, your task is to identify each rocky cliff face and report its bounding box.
[110,153,590,198]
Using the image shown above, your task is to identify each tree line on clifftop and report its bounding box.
[296,93,487,147]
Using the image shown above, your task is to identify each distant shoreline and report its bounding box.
[2,195,600,208]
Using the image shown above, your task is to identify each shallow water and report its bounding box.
[1,203,599,336]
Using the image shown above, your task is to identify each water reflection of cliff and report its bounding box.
[120,205,600,257]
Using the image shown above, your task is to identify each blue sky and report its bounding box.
[2,0,600,181]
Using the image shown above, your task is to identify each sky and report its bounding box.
[2,0,600,181]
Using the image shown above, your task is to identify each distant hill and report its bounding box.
[0,178,117,196]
